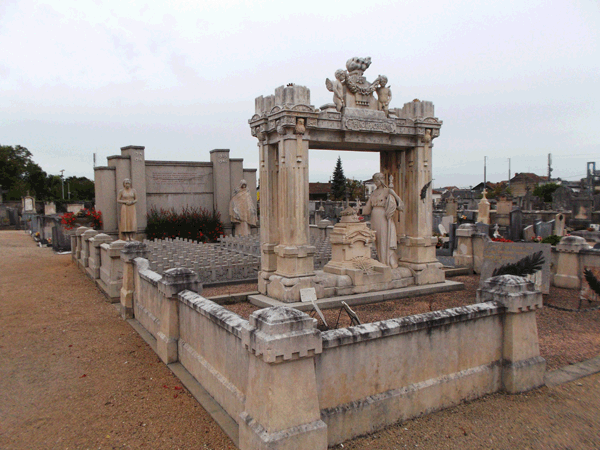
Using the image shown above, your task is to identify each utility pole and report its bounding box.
[548,153,553,181]
[508,158,511,187]
[484,156,487,191]
[60,170,65,200]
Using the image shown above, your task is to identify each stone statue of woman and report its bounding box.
[117,178,137,241]
[229,179,257,237]
[362,172,404,268]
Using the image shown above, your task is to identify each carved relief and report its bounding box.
[343,118,396,133]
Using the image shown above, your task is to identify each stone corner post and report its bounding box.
[239,306,327,450]
[453,223,477,269]
[75,226,90,264]
[87,233,113,279]
[553,236,589,289]
[81,229,99,269]
[477,275,546,393]
[156,268,200,364]
[119,241,148,319]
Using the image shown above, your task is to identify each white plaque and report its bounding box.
[300,287,317,303]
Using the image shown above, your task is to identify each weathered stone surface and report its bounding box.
[479,241,551,294]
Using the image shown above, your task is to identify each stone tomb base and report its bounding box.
[250,278,464,311]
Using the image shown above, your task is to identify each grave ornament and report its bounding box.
[325,56,390,112]
[229,179,257,237]
[361,172,403,268]
[117,178,137,241]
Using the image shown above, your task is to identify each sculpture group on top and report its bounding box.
[326,56,392,116]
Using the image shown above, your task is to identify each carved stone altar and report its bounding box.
[250,57,445,302]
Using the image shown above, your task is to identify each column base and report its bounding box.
[502,356,546,393]
[239,413,327,450]
[156,332,178,364]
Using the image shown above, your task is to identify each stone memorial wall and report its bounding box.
[95,146,257,237]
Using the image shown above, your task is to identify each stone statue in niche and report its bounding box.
[375,75,392,117]
[229,179,257,237]
[326,57,389,111]
[362,173,404,268]
[117,178,137,241]
[325,69,347,112]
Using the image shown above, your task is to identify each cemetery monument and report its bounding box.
[229,179,257,237]
[250,56,447,302]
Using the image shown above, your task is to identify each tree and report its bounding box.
[331,156,346,200]
[0,145,38,200]
[533,182,559,203]
[345,178,366,202]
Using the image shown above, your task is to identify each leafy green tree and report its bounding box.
[0,145,38,200]
[533,182,559,203]
[345,178,366,202]
[331,156,346,200]
[65,176,95,201]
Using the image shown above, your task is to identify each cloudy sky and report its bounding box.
[1,0,598,189]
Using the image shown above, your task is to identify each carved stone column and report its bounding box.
[273,121,314,278]
[398,128,443,284]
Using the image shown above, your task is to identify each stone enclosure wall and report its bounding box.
[69,237,548,449]
[95,146,257,237]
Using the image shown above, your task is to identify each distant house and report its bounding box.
[309,182,331,201]
[509,173,548,198]
[432,189,442,206]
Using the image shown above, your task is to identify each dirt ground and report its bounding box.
[1,230,599,450]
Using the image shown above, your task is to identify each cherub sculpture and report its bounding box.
[375,75,392,117]
[325,69,347,112]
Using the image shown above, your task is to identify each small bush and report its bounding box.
[541,235,562,245]
[145,206,223,242]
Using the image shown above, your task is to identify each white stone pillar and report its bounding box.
[553,236,589,289]
[477,275,546,393]
[119,241,147,319]
[453,223,477,269]
[87,233,112,279]
[157,268,200,364]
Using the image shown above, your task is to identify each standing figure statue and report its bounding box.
[325,69,347,112]
[375,75,392,117]
[362,172,403,268]
[229,179,257,237]
[117,178,137,241]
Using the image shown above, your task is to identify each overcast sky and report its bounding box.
[1,0,598,189]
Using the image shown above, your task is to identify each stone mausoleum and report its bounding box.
[95,147,256,237]
[250,57,445,302]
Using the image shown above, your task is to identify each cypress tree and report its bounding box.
[331,156,346,200]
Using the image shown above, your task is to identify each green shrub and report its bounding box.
[145,206,223,242]
[541,235,562,245]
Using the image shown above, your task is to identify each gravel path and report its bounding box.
[1,230,599,449]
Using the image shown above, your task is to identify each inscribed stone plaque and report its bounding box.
[300,287,317,303]
[479,241,551,294]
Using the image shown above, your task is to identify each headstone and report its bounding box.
[52,224,71,252]
[479,241,551,294]
[552,185,573,211]
[554,213,566,236]
[534,220,553,239]
[510,208,523,241]
[523,225,535,242]
[44,202,56,216]
[438,223,448,235]
[23,196,35,212]
[300,287,317,303]
[67,203,85,214]
[448,222,458,252]
[571,197,593,229]
[475,222,490,236]
[445,196,457,221]
[477,192,490,225]
[496,198,512,227]
[441,215,454,234]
